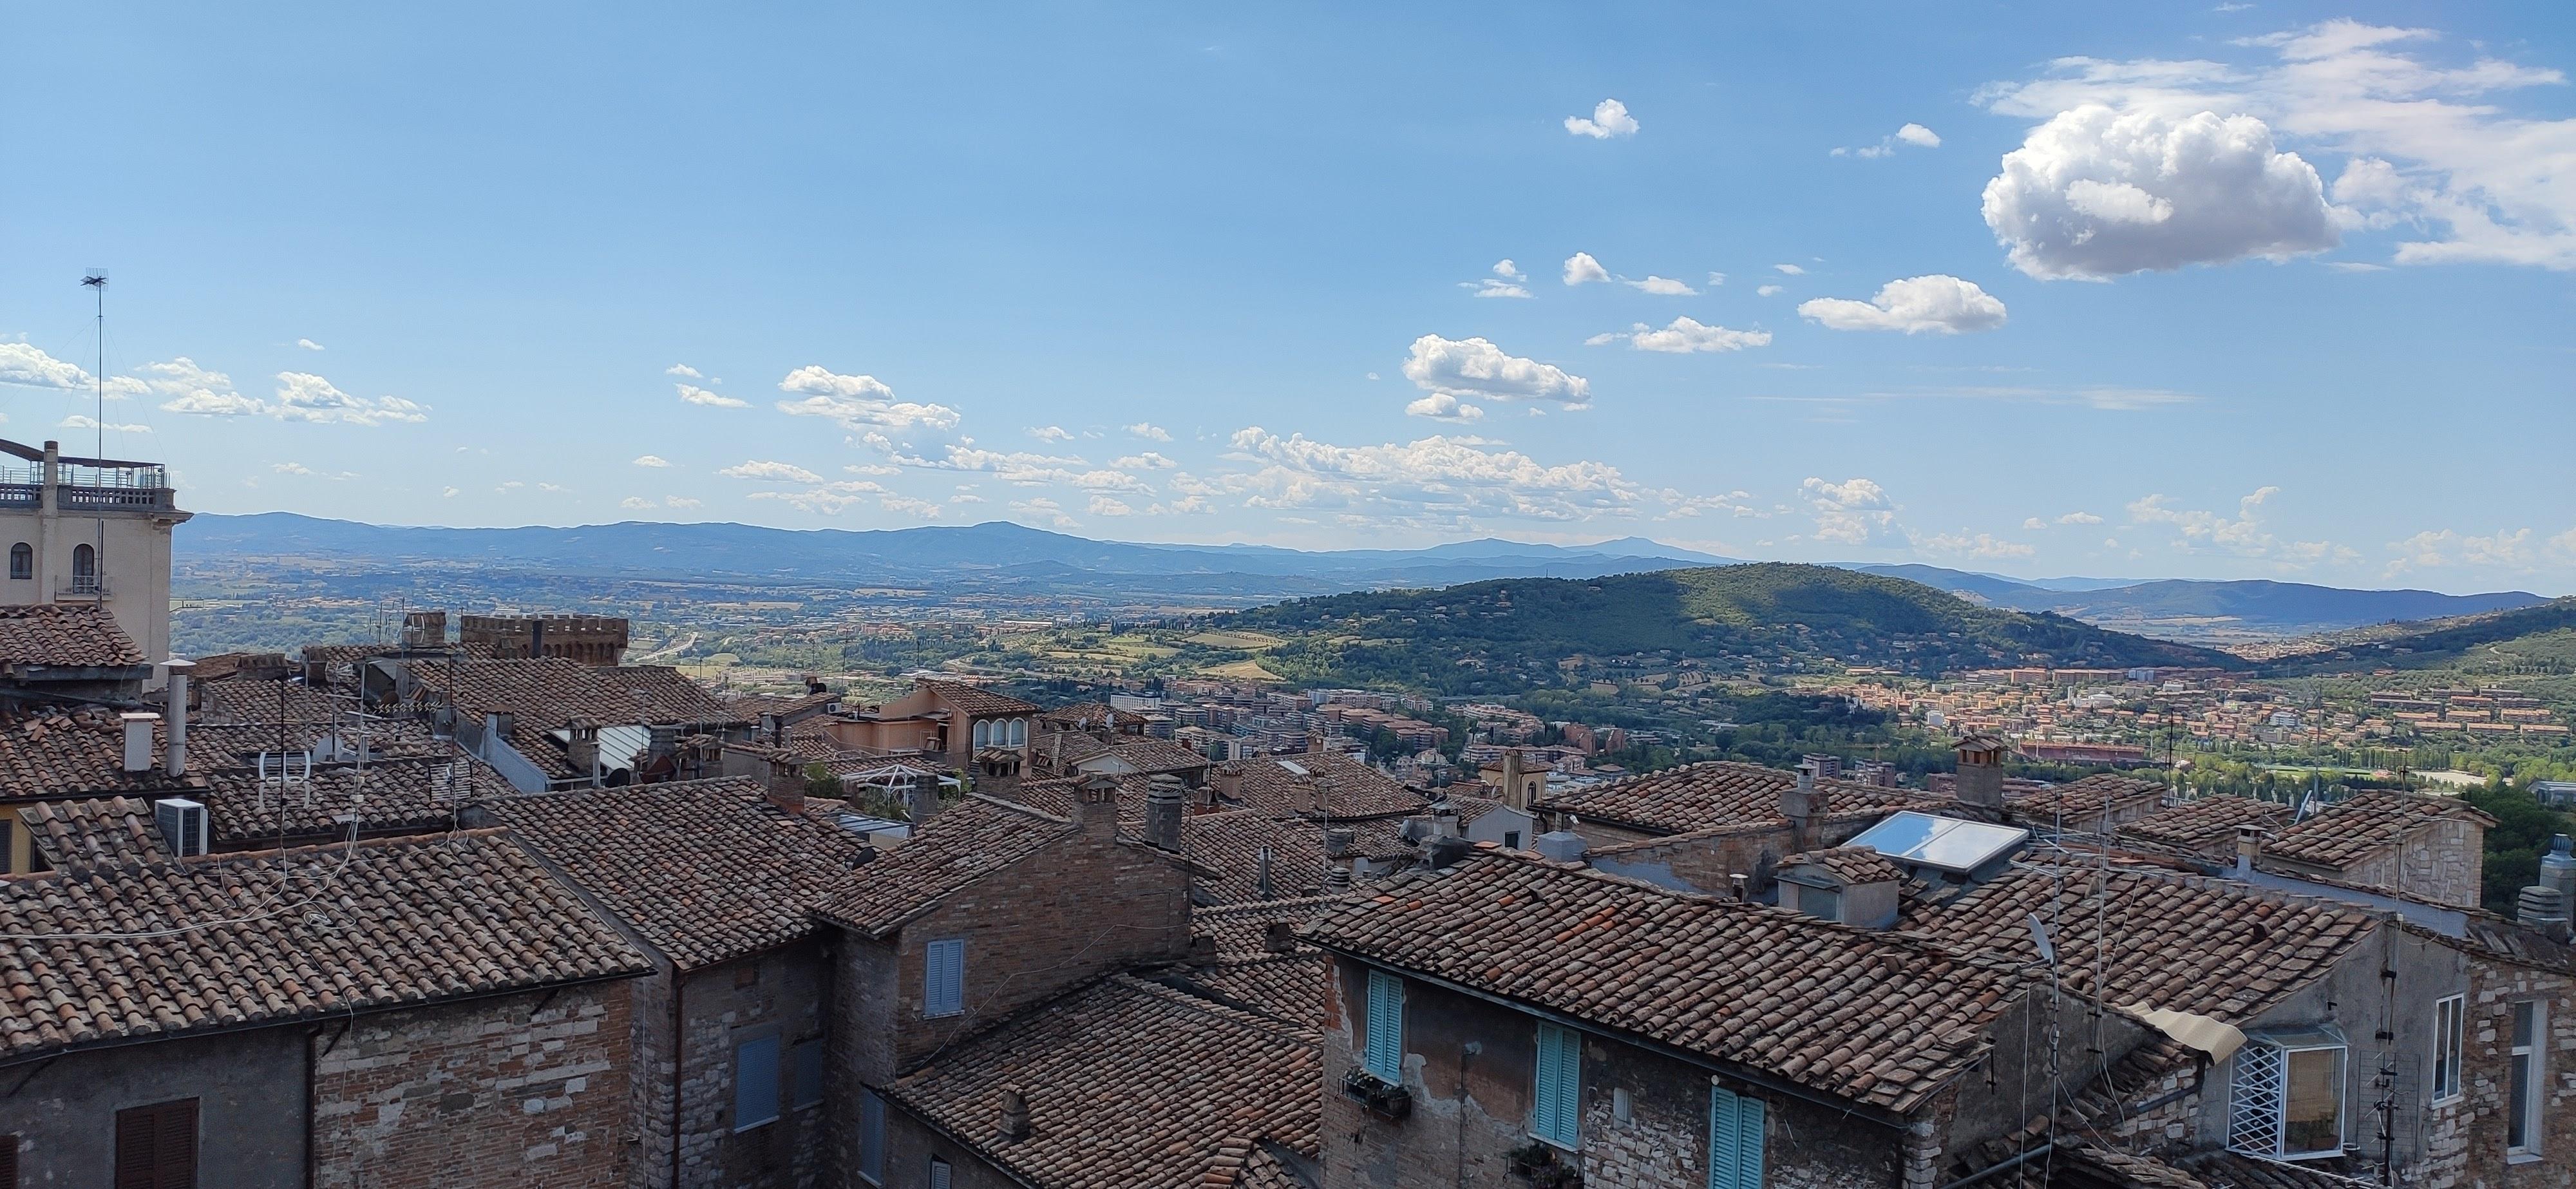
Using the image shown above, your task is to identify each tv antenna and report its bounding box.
[80,272,109,607]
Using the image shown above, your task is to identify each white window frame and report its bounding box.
[2228,1032,2348,1161]
[2432,993,2465,1105]
[923,937,966,1019]
[2510,1000,2545,1160]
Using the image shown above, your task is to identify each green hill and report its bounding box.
[1222,563,2242,696]
[2262,597,2576,676]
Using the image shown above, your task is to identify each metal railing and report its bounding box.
[59,485,176,510]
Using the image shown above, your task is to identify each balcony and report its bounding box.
[57,578,108,599]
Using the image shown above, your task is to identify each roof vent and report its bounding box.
[154,797,208,858]
[998,1085,1030,1142]
[1533,830,1587,864]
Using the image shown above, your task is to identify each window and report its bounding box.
[2228,1034,2345,1159]
[734,1034,781,1131]
[928,1157,952,1189]
[924,938,965,1018]
[1008,718,1026,746]
[1532,1022,1582,1148]
[2510,1000,2544,1157]
[3,1132,18,1189]
[1362,969,1404,1083]
[1707,1084,1766,1189]
[70,544,97,594]
[2432,994,2465,1104]
[0,819,12,875]
[113,1098,197,1188]
[972,721,991,748]
[858,1090,887,1184]
[1504,830,1522,849]
[791,1038,824,1110]
[6,544,26,580]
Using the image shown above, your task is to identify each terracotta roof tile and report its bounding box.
[2262,790,2496,871]
[1536,761,1935,835]
[1219,752,1425,821]
[475,777,866,970]
[2121,795,2292,861]
[1779,845,1906,885]
[1193,897,1347,956]
[411,658,743,727]
[813,795,1075,937]
[1306,850,2025,1112]
[1179,953,1327,1028]
[0,708,205,802]
[1185,811,1337,904]
[195,678,350,725]
[198,756,493,847]
[885,975,1319,1188]
[1901,865,2376,1023]
[2005,774,2168,823]
[920,679,1041,719]
[18,796,170,868]
[0,604,145,669]
[0,830,649,1058]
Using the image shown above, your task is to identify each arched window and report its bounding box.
[6,543,28,580]
[71,544,97,593]
[1008,718,1027,746]
[972,720,991,748]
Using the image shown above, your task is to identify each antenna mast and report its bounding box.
[80,272,108,609]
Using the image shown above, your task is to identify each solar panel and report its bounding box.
[1846,811,2029,875]
[1277,759,1309,777]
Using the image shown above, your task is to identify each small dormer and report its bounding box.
[1775,846,1903,929]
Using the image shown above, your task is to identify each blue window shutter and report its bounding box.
[1737,1095,1765,1188]
[1709,1086,1739,1189]
[1535,1023,1580,1146]
[929,1156,952,1189]
[791,1038,824,1108]
[1535,1026,1564,1141]
[734,1034,781,1130]
[859,1091,887,1181]
[1365,970,1403,1081]
[925,938,965,1017]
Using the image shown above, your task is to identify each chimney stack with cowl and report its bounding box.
[1144,773,1185,851]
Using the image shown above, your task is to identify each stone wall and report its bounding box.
[3,1026,307,1185]
[2443,955,2575,1187]
[310,981,632,1189]
[630,942,832,1189]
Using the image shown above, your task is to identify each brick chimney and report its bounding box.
[766,754,807,815]
[1213,765,1243,802]
[2234,823,2263,877]
[566,718,601,784]
[1070,773,1120,837]
[1144,773,1184,851]
[906,775,942,826]
[1954,734,2006,810]
[998,1086,1030,1143]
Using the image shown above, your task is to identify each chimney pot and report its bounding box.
[122,712,159,774]
[1255,844,1276,900]
[1070,774,1119,836]
[2234,824,2263,877]
[1323,828,1356,859]
[998,1086,1030,1142]
[1263,920,1296,953]
[162,659,193,776]
[1144,773,1184,851]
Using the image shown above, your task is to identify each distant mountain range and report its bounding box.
[180,513,2544,640]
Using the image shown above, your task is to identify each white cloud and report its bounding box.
[441,486,459,498]
[1797,275,2010,334]
[1625,275,1698,296]
[272,372,428,425]
[1493,260,1526,281]
[1028,425,1074,442]
[2385,527,2547,575]
[1401,335,1591,405]
[775,365,962,432]
[677,383,750,408]
[0,343,104,392]
[2125,486,2352,565]
[1087,495,1135,517]
[1112,452,1177,470]
[1982,106,2335,279]
[59,415,149,433]
[1895,122,1942,147]
[1801,477,1904,546]
[1706,272,1727,286]
[2057,511,2105,524]
[1756,284,1785,296]
[1562,252,1612,286]
[666,363,702,378]
[1011,497,1079,529]
[1924,531,2035,559]
[1464,260,1533,298]
[1834,122,1943,158]
[274,462,316,475]
[1405,394,1485,422]
[1772,263,1806,275]
[718,460,824,483]
[2023,517,2048,530]
[1586,317,1772,354]
[621,497,656,510]
[143,358,266,417]
[665,496,702,509]
[1222,428,1643,524]
[1564,99,1638,139]
[632,455,672,468]
[1125,422,1172,441]
[881,495,943,519]
[1981,23,2576,271]
[296,338,325,351]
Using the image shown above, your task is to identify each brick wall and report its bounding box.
[630,942,833,1189]
[310,980,632,1189]
[1317,958,1915,1189]
[2447,956,2575,1187]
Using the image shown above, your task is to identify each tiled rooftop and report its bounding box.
[0,604,144,669]
[2120,795,2291,859]
[1178,953,1327,1028]
[883,975,1319,1189]
[1901,864,2375,1023]
[1779,845,1906,884]
[410,657,742,727]
[920,678,1042,719]
[1305,849,2025,1113]
[1535,760,1929,835]
[0,830,648,1059]
[477,776,867,971]
[18,796,169,868]
[1193,896,1347,956]
[812,795,1076,937]
[0,708,206,802]
[2262,790,2496,870]
[199,757,487,846]
[2003,773,2167,823]
[193,678,352,726]
[1220,751,1426,821]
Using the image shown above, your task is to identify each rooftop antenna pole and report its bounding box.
[80,272,108,609]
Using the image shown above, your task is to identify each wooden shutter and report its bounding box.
[1736,1094,1765,1188]
[1363,970,1403,1081]
[859,1091,887,1182]
[735,1035,781,1130]
[2,1132,18,1189]
[115,1098,198,1189]
[791,1038,825,1109]
[1709,1085,1767,1189]
[925,939,965,1018]
[1533,1023,1580,1146]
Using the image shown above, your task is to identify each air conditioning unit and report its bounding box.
[155,797,209,858]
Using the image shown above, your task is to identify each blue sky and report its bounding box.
[4,3,2571,593]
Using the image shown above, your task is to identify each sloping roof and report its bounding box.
[0,709,205,801]
[1779,845,1906,885]
[1073,737,1215,775]
[0,603,146,669]
[1220,752,1425,821]
[2263,790,2497,871]
[1185,810,1334,904]
[812,795,1075,937]
[0,830,649,1059]
[475,777,865,970]
[194,678,349,726]
[2006,774,2168,823]
[410,657,741,727]
[1305,849,2026,1114]
[921,678,1041,719]
[1193,896,1347,956]
[18,796,170,868]
[1902,865,2376,1024]
[1179,953,1327,1028]
[1535,760,1930,836]
[2121,795,2292,860]
[184,719,448,771]
[884,975,1319,1189]
[199,757,489,846]
[2174,1150,2378,1188]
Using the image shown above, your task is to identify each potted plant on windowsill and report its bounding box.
[1339,1067,1412,1121]
[1505,1141,1581,1188]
